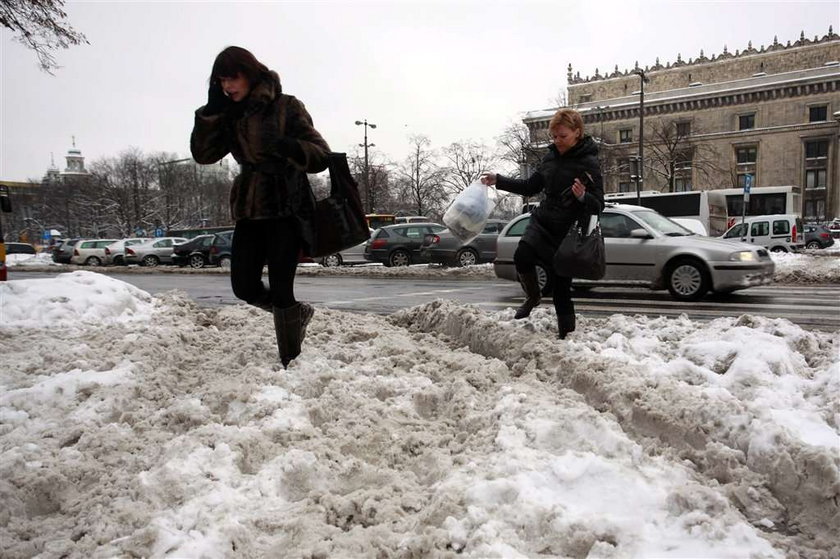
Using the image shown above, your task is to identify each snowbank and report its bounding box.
[0,274,837,557]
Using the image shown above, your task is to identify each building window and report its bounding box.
[806,169,827,190]
[618,182,632,193]
[809,105,828,122]
[737,173,756,188]
[674,177,692,192]
[738,114,755,130]
[805,140,829,159]
[736,146,757,164]
[579,94,592,103]
[619,129,632,143]
[676,121,691,136]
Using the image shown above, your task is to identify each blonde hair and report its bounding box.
[548,108,584,139]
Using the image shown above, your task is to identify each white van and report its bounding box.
[720,214,804,252]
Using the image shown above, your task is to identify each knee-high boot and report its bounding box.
[273,302,314,368]
[557,313,576,340]
[514,272,542,319]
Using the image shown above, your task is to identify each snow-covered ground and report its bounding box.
[0,271,837,558]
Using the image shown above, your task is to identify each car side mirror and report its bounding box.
[629,228,652,239]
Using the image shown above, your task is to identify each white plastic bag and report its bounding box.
[443,181,496,244]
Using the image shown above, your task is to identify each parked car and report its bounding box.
[52,238,80,264]
[207,230,234,268]
[420,219,508,267]
[172,234,216,268]
[395,215,432,224]
[103,238,151,265]
[720,214,804,252]
[5,242,36,255]
[124,237,188,266]
[494,204,775,301]
[70,238,119,265]
[364,223,446,266]
[320,229,374,267]
[803,224,835,250]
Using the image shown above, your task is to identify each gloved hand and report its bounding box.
[204,79,230,115]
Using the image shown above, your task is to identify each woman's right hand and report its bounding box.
[480,173,497,186]
[204,79,230,115]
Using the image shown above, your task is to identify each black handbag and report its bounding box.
[310,152,370,258]
[553,217,606,280]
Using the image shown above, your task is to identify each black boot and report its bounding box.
[557,313,575,340]
[273,302,314,368]
[514,272,542,319]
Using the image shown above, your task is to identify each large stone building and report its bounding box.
[523,28,840,221]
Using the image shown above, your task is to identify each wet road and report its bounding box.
[9,270,840,331]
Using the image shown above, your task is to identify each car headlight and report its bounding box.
[729,251,756,262]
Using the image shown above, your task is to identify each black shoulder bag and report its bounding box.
[310,152,370,257]
[553,216,606,280]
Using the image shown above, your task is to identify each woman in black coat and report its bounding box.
[482,108,604,339]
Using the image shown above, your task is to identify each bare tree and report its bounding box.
[496,122,545,179]
[1,0,88,73]
[394,135,446,217]
[645,119,722,192]
[439,140,498,196]
[348,146,393,213]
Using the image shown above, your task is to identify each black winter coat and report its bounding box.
[496,136,604,267]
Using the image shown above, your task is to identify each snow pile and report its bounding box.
[771,251,840,284]
[0,275,837,558]
[0,271,154,328]
[4,251,57,267]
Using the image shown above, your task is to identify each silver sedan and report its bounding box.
[494,204,775,301]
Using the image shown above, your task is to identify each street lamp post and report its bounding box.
[355,119,376,213]
[632,69,649,206]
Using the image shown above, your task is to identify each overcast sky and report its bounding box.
[1,0,837,183]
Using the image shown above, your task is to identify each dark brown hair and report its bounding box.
[210,46,269,86]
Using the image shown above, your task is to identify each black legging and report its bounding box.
[514,241,574,317]
[231,218,301,309]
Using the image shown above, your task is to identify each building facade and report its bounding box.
[523,28,840,222]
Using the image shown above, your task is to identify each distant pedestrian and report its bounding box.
[191,46,330,367]
[481,108,604,339]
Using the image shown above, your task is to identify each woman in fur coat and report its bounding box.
[191,46,330,367]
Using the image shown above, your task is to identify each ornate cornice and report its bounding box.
[567,28,839,85]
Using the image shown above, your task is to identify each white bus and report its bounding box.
[603,190,729,236]
[719,185,801,225]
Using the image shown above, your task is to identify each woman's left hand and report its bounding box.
[571,178,586,201]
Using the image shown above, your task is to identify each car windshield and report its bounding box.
[631,210,693,236]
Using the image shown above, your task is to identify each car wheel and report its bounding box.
[389,249,410,267]
[770,246,787,253]
[142,255,160,267]
[806,241,821,250]
[322,254,342,267]
[666,258,709,301]
[84,256,101,266]
[114,255,124,265]
[189,254,205,268]
[456,248,478,267]
[219,256,232,269]
[533,263,554,296]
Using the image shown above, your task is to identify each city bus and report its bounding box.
[603,190,729,236]
[365,214,396,230]
[719,185,800,225]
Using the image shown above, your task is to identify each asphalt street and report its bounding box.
[9,270,840,331]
